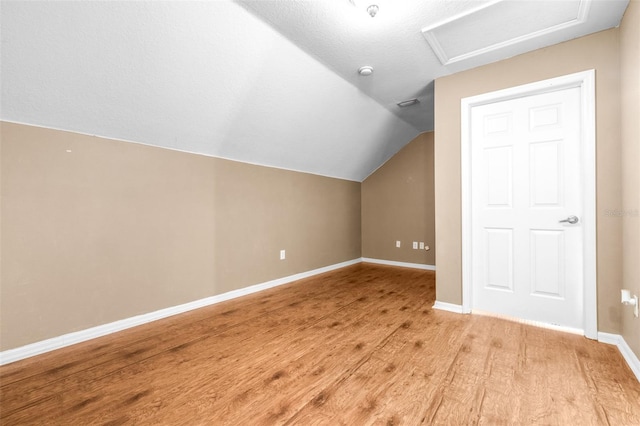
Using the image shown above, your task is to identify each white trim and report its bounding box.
[0,258,361,366]
[460,70,598,338]
[361,258,436,271]
[597,332,623,345]
[433,301,464,314]
[598,333,640,383]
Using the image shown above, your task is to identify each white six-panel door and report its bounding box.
[470,86,584,330]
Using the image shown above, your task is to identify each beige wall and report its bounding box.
[0,122,361,350]
[361,132,435,265]
[620,0,640,358]
[434,29,623,333]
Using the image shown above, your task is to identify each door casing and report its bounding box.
[460,70,597,339]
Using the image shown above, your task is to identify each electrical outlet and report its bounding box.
[280,250,286,260]
[412,242,418,249]
[419,242,425,250]
[396,241,401,248]
[621,289,638,317]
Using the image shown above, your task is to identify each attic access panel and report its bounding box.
[422,0,590,65]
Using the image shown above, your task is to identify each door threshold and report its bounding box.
[471,309,585,336]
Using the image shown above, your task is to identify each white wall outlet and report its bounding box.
[280,249,286,260]
[621,289,639,318]
[419,242,425,250]
[622,289,632,303]
[412,242,418,249]
[396,240,401,248]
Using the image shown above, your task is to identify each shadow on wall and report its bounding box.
[361,132,435,266]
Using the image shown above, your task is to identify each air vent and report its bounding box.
[397,98,419,108]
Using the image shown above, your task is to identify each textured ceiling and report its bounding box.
[1,0,418,181]
[0,0,630,181]
[239,0,629,132]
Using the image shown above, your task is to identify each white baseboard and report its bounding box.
[432,301,464,314]
[0,258,361,366]
[361,257,436,271]
[598,332,640,383]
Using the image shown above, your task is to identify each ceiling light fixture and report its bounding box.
[397,98,420,107]
[358,66,374,76]
[350,0,379,18]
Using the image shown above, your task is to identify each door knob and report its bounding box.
[559,215,579,224]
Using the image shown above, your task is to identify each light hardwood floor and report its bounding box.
[1,264,639,425]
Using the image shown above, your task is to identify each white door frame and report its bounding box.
[460,70,597,339]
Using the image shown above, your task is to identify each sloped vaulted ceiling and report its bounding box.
[0,1,418,181]
[0,0,630,181]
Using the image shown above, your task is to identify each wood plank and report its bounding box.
[1,264,639,425]
[0,265,375,413]
[0,265,360,385]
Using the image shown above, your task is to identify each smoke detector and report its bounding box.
[358,66,374,76]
